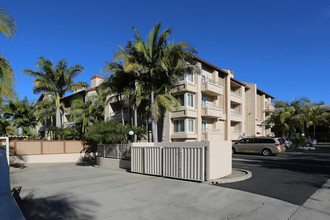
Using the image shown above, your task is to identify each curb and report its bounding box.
[209,169,252,184]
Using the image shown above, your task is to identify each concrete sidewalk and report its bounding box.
[10,163,330,220]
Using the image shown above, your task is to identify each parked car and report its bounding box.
[283,137,293,150]
[232,137,286,156]
[306,138,317,146]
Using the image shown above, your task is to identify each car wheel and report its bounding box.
[232,147,236,154]
[262,149,272,156]
[306,143,311,147]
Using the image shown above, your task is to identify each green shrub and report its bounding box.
[84,120,146,144]
[291,134,307,148]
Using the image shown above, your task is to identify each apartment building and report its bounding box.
[36,75,106,139]
[163,56,274,142]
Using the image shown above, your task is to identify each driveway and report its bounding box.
[10,163,299,220]
[224,145,330,205]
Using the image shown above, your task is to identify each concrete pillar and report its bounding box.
[225,76,231,141]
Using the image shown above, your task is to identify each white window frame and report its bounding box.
[174,119,185,132]
[187,93,194,107]
[187,119,194,132]
[202,97,207,107]
[174,94,185,106]
[187,73,194,82]
[202,120,207,133]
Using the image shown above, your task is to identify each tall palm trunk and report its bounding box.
[134,106,138,142]
[161,111,166,142]
[121,107,124,125]
[151,89,158,142]
[56,106,61,128]
[55,94,61,128]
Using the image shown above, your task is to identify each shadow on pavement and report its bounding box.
[10,163,27,169]
[221,146,330,205]
[16,192,97,220]
[76,153,96,167]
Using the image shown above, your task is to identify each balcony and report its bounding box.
[173,81,197,94]
[201,78,223,96]
[230,91,242,103]
[201,104,224,118]
[201,128,223,141]
[171,132,198,139]
[171,107,197,118]
[230,110,242,122]
[230,130,242,140]
[265,104,274,111]
[109,111,129,122]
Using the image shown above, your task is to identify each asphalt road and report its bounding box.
[218,145,330,205]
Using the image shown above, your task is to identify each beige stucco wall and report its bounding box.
[244,82,257,137]
[16,142,41,155]
[43,141,64,154]
[257,94,263,121]
[10,153,84,164]
[66,141,85,153]
[11,140,85,155]
[207,140,232,180]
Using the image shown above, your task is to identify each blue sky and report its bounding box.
[1,0,330,104]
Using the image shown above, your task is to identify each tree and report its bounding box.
[2,97,38,138]
[306,105,328,138]
[0,6,17,104]
[35,95,57,126]
[23,57,88,129]
[69,93,104,135]
[85,120,146,144]
[104,23,198,142]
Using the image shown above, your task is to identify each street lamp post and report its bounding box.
[128,130,134,143]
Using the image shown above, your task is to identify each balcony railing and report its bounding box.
[265,104,274,111]
[231,91,241,98]
[202,103,223,110]
[202,128,222,133]
[231,111,242,116]
[202,78,222,87]
[231,130,242,134]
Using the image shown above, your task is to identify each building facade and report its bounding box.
[37,57,274,142]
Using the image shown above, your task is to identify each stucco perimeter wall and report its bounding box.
[10,153,84,164]
[17,141,41,155]
[207,140,232,180]
[11,140,86,156]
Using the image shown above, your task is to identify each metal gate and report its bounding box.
[131,144,207,182]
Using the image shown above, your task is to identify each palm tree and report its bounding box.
[0,116,16,136]
[2,97,38,137]
[0,6,17,104]
[0,6,16,39]
[23,57,88,128]
[69,93,104,134]
[105,23,198,142]
[306,105,328,138]
[35,95,57,126]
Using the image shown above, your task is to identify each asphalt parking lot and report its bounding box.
[220,145,330,205]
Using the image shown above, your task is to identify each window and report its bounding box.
[202,97,207,107]
[187,73,194,82]
[202,75,206,82]
[187,93,194,107]
[202,120,207,132]
[174,94,184,106]
[187,119,194,132]
[174,120,184,132]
